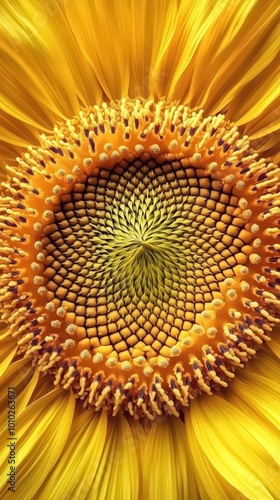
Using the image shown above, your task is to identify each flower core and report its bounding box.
[1,98,280,418]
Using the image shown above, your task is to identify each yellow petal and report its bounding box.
[0,387,75,500]
[186,409,240,499]
[89,415,140,500]
[250,348,280,378]
[128,0,178,98]
[0,359,38,434]
[190,394,280,499]
[228,57,280,125]
[64,0,130,100]
[158,0,224,101]
[272,151,280,164]
[127,417,147,498]
[268,338,280,358]
[244,96,280,140]
[26,373,54,404]
[230,347,280,431]
[185,0,280,114]
[229,373,280,432]
[0,336,17,377]
[37,409,107,498]
[143,416,196,500]
[0,0,80,119]
[0,0,83,157]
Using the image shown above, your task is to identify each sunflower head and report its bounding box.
[1,97,279,419]
[1,1,280,499]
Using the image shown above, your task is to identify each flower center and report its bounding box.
[1,98,280,419]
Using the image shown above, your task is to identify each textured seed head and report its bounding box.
[1,98,280,419]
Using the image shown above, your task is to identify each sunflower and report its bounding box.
[0,0,280,498]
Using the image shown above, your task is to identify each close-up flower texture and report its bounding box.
[0,0,280,499]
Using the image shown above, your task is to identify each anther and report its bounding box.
[66,324,77,335]
[33,222,42,232]
[206,327,217,338]
[80,349,90,359]
[83,158,92,167]
[51,320,62,328]
[99,153,109,162]
[93,352,104,363]
[226,289,237,300]
[150,144,160,154]
[249,254,261,264]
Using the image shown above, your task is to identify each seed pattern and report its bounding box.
[43,161,247,360]
[0,98,280,419]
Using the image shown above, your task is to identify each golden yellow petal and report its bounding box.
[244,96,280,140]
[0,0,84,157]
[37,409,107,498]
[127,418,147,498]
[0,387,75,500]
[64,0,130,100]
[143,416,195,500]
[0,359,38,434]
[0,0,80,118]
[187,0,280,112]
[228,57,280,125]
[190,394,280,499]
[230,373,280,432]
[127,0,182,98]
[157,0,224,101]
[27,372,55,404]
[249,347,280,378]
[272,151,280,164]
[268,338,280,358]
[185,410,240,499]
[0,336,17,377]
[250,129,280,166]
[0,107,42,170]
[89,415,140,500]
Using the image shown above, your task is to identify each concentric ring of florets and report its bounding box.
[1,98,280,419]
